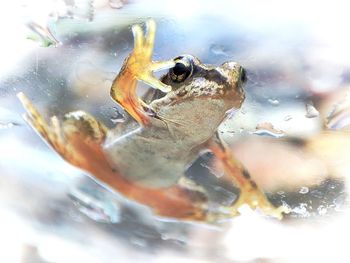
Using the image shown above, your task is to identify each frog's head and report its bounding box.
[149,55,246,144]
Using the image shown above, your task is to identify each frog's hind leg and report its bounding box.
[207,133,290,220]
[62,111,107,144]
[17,92,107,167]
[17,92,210,221]
[18,92,69,157]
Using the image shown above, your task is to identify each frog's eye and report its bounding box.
[169,56,194,83]
[240,67,247,83]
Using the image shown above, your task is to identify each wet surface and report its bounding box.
[1,0,350,262]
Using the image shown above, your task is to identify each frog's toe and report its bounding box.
[144,19,156,50]
[230,190,289,220]
[132,19,155,58]
[266,205,290,220]
[150,60,175,72]
[132,24,144,50]
[140,74,172,93]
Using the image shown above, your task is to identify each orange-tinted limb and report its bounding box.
[110,19,174,126]
[67,134,208,220]
[208,134,289,219]
[18,93,207,221]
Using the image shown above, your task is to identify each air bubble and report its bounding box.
[268,98,280,106]
[305,103,319,118]
[111,107,125,124]
[299,186,309,194]
[292,203,310,217]
[252,122,285,138]
[111,117,125,124]
[210,44,228,56]
[317,205,327,216]
[283,115,292,121]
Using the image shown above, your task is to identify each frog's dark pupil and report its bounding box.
[173,62,189,76]
[169,55,194,82]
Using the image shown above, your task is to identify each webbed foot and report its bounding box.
[209,134,290,220]
[227,185,290,220]
[111,19,175,125]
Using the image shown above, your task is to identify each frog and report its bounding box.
[18,19,288,222]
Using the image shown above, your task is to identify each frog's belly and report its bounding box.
[103,129,190,188]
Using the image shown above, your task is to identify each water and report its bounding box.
[1,1,350,262]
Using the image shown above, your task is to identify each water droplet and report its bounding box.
[305,103,319,118]
[333,195,346,212]
[299,186,309,194]
[109,0,124,9]
[310,189,323,199]
[277,191,286,197]
[283,115,293,121]
[210,44,228,56]
[111,107,125,124]
[111,117,125,124]
[292,203,310,217]
[252,122,285,138]
[0,122,19,129]
[317,205,327,215]
[129,237,147,247]
[240,107,247,115]
[69,190,120,223]
[268,98,280,106]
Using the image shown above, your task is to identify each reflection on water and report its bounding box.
[1,0,350,262]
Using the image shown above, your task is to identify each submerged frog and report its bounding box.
[18,20,288,221]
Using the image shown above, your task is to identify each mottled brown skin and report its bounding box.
[105,56,246,188]
[18,20,288,221]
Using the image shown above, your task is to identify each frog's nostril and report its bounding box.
[240,67,247,83]
[221,61,238,70]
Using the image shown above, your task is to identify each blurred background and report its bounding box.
[1,0,350,262]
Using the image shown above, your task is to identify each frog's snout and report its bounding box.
[221,61,247,84]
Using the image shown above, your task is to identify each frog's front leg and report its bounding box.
[110,19,175,126]
[18,93,209,221]
[208,133,290,220]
